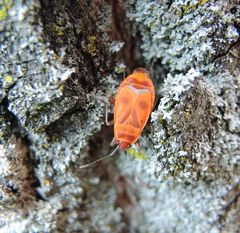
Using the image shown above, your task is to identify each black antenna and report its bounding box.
[79,145,119,169]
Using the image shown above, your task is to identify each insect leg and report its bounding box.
[105,103,114,126]
[135,140,141,149]
[95,95,114,126]
[108,95,115,105]
[110,138,117,147]
[95,94,115,105]
[153,95,160,111]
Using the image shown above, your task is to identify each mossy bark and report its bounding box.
[0,0,239,232]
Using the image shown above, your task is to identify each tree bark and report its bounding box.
[0,0,239,232]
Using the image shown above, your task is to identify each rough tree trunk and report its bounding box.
[0,0,239,232]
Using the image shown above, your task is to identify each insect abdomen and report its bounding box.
[114,124,141,144]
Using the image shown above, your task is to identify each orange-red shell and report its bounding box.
[114,68,155,149]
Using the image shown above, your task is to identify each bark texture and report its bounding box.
[0,0,239,232]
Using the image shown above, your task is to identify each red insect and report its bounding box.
[80,68,155,168]
[113,67,155,149]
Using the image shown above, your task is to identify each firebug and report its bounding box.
[112,68,155,149]
[80,68,155,168]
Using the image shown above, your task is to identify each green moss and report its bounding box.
[175,0,208,16]
[199,0,208,5]
[182,4,197,14]
[114,64,126,74]
[59,84,64,92]
[41,143,49,150]
[0,7,7,20]
[52,25,64,36]
[166,100,177,112]
[0,0,13,21]
[159,139,165,144]
[158,115,165,124]
[183,111,191,121]
[127,148,147,160]
[171,157,193,178]
[4,75,13,87]
[175,9,182,17]
[3,0,12,8]
[87,35,97,56]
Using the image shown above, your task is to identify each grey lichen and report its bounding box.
[127,0,239,72]
[0,0,239,232]
[147,67,239,184]
[0,0,122,232]
[118,0,240,232]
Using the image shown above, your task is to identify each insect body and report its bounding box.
[114,68,155,149]
[79,67,155,169]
